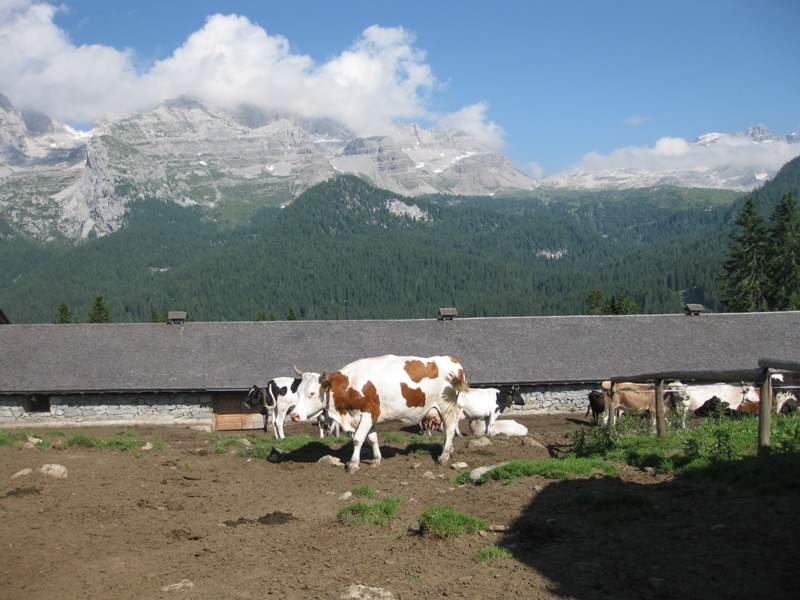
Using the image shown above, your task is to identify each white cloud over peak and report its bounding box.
[566,132,800,174]
[0,1,502,144]
[437,102,505,149]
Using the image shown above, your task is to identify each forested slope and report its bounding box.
[1,170,784,323]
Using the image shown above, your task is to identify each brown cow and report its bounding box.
[602,380,688,429]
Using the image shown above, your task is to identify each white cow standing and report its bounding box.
[290,355,464,473]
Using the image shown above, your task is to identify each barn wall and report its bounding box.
[0,393,214,430]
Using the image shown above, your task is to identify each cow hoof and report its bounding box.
[370,460,380,468]
[346,463,360,473]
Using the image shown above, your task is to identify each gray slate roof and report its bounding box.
[2,312,800,394]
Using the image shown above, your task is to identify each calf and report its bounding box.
[585,390,605,423]
[451,377,524,435]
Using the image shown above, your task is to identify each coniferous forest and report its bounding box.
[1,155,799,324]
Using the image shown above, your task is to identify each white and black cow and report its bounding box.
[449,376,524,435]
[290,355,464,472]
[422,384,524,436]
[245,376,346,439]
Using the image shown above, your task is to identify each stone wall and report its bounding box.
[0,392,214,429]
[517,384,596,414]
[0,384,600,430]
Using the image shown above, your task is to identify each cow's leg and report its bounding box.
[437,402,460,465]
[347,413,373,473]
[273,406,286,440]
[605,397,615,429]
[366,428,381,467]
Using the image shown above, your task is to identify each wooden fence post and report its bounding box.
[655,379,666,437]
[758,368,773,453]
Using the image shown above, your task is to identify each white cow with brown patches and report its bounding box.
[289,355,464,473]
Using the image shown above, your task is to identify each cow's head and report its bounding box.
[243,385,261,409]
[289,367,328,422]
[741,384,759,404]
[497,385,525,413]
[665,381,690,406]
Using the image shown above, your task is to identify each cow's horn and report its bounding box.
[293,365,304,376]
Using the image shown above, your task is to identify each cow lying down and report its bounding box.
[421,408,529,437]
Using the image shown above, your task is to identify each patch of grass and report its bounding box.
[351,485,378,499]
[473,457,618,485]
[63,431,152,453]
[379,431,406,444]
[337,497,402,526]
[564,490,655,523]
[475,544,513,563]
[0,430,28,447]
[210,437,242,454]
[417,505,487,539]
[405,434,443,456]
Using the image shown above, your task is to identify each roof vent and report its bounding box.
[438,307,458,321]
[683,303,705,316]
[168,311,187,325]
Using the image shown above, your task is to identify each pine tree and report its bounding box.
[87,294,113,323]
[54,301,75,324]
[720,198,771,312]
[608,287,640,315]
[586,287,607,315]
[766,193,800,310]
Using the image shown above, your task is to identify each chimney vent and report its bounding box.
[683,304,705,316]
[168,311,187,325]
[438,307,458,321]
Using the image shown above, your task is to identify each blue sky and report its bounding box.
[2,0,799,176]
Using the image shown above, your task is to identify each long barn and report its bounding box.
[1,309,799,430]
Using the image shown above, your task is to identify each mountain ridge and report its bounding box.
[1,91,797,242]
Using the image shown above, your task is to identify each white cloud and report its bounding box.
[524,161,544,179]
[566,133,800,174]
[624,115,652,127]
[436,102,505,149]
[0,2,501,143]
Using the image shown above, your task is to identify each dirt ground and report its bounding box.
[1,413,797,600]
